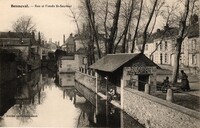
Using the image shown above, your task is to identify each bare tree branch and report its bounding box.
[141,0,159,54]
[12,16,36,33]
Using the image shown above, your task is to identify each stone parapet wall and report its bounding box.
[123,88,200,128]
[75,71,96,92]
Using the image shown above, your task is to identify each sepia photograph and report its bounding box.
[0,0,199,127]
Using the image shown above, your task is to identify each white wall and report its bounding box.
[58,54,79,72]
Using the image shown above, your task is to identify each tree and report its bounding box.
[12,16,36,33]
[131,0,144,53]
[85,0,102,59]
[120,0,134,53]
[106,0,122,54]
[172,0,190,83]
[113,0,136,53]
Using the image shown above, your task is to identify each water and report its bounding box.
[0,68,144,127]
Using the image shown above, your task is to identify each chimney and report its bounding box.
[38,32,41,44]
[63,35,65,44]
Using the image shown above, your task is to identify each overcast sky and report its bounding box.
[0,0,181,45]
[0,0,80,44]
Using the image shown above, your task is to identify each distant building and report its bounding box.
[57,54,79,73]
[62,33,76,53]
[143,24,179,65]
[134,17,199,73]
[185,22,199,69]
[0,31,41,70]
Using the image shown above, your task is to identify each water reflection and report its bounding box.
[0,68,144,127]
[56,73,75,87]
[74,82,143,128]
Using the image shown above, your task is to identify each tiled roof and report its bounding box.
[0,31,40,46]
[148,27,179,42]
[0,32,32,38]
[74,33,105,41]
[148,23,199,42]
[188,23,199,38]
[90,53,160,72]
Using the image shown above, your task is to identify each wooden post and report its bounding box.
[121,79,124,109]
[95,72,98,93]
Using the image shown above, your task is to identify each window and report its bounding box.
[192,39,197,50]
[179,55,182,63]
[165,53,168,63]
[145,44,148,50]
[172,40,176,51]
[165,41,168,50]
[160,42,162,51]
[192,54,196,64]
[182,43,184,52]
[160,53,163,64]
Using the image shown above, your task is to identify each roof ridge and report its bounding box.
[108,53,138,55]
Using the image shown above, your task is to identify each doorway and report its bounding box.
[138,75,149,91]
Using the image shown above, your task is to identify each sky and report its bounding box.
[0,0,80,45]
[0,0,184,45]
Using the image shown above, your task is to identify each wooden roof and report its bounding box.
[90,53,160,72]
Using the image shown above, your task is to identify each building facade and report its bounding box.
[134,21,199,73]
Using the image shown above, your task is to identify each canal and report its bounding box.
[0,68,144,127]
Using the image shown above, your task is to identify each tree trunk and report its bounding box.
[121,0,134,53]
[172,40,182,83]
[104,0,109,55]
[131,0,143,53]
[88,21,95,65]
[172,0,190,84]
[108,0,121,54]
[85,0,101,59]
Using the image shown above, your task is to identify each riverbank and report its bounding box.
[0,48,41,84]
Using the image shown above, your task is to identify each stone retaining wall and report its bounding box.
[123,88,200,128]
[0,51,17,84]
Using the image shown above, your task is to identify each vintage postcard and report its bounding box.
[0,0,199,127]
